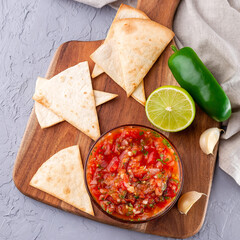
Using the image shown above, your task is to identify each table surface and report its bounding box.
[1,0,240,239]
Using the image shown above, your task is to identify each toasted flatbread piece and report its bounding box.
[91,65,104,78]
[91,39,146,105]
[92,4,149,78]
[30,146,94,215]
[131,82,146,106]
[35,102,63,128]
[35,78,63,128]
[94,90,118,106]
[113,18,174,96]
[91,4,147,105]
[33,62,100,140]
[91,39,124,89]
[35,77,117,129]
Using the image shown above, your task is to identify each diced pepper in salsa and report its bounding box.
[86,126,182,221]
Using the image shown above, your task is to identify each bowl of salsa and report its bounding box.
[85,125,183,223]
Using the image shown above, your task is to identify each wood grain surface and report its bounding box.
[13,0,221,238]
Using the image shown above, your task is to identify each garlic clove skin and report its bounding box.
[199,128,222,155]
[177,191,206,215]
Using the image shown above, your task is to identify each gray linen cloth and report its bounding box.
[74,0,240,185]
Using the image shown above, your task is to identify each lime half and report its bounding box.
[145,86,196,132]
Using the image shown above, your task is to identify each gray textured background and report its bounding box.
[1,0,240,239]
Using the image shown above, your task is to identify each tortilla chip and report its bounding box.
[33,61,100,140]
[113,18,174,96]
[131,82,146,106]
[35,102,63,128]
[91,39,124,88]
[114,4,149,20]
[91,4,147,105]
[91,65,104,78]
[91,39,146,105]
[30,145,94,215]
[35,77,64,128]
[93,90,118,106]
[90,39,146,105]
[35,77,117,129]
[92,4,149,78]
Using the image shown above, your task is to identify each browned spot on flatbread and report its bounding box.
[63,187,71,195]
[34,95,50,108]
[68,149,73,154]
[61,164,66,171]
[122,23,137,35]
[128,68,137,74]
[60,76,65,82]
[133,47,142,55]
[47,177,52,182]
[84,92,87,94]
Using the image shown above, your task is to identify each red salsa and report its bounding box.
[86,126,182,221]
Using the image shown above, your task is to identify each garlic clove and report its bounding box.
[199,128,223,155]
[177,191,206,215]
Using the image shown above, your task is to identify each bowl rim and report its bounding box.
[84,124,184,224]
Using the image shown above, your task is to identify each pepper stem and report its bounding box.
[171,45,178,53]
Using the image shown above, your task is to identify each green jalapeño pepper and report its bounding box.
[168,46,231,122]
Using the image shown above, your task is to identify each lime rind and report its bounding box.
[145,86,196,132]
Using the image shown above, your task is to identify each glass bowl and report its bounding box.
[84,124,183,223]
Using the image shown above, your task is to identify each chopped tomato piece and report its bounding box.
[107,157,119,172]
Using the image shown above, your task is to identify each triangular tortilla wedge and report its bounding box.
[35,102,63,128]
[91,39,124,88]
[91,39,146,105]
[91,64,104,78]
[91,4,148,105]
[35,77,118,129]
[35,78,63,128]
[33,61,100,140]
[131,82,146,105]
[113,18,174,96]
[131,82,146,106]
[92,4,149,78]
[30,145,94,216]
[93,90,118,106]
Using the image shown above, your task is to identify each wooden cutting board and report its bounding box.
[13,0,220,238]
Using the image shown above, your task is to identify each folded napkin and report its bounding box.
[173,0,240,185]
[72,0,136,8]
[74,0,240,185]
